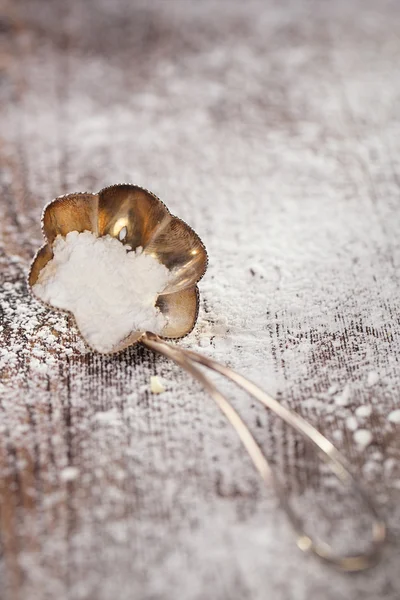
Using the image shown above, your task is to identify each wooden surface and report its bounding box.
[1,0,400,598]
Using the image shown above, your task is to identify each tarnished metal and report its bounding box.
[29,184,208,352]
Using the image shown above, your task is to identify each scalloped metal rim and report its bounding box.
[28,184,208,355]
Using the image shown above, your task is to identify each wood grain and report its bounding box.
[1,0,400,598]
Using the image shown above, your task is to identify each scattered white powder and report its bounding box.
[345,416,358,431]
[387,409,400,424]
[150,375,165,394]
[367,371,380,387]
[60,467,80,482]
[33,231,171,353]
[2,3,400,596]
[355,405,372,419]
[0,260,87,389]
[93,409,123,426]
[332,429,343,442]
[353,429,373,448]
[334,384,351,407]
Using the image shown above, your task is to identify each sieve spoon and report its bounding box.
[28,183,386,572]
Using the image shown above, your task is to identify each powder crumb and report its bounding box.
[60,467,80,482]
[371,450,383,462]
[332,429,343,442]
[150,376,165,394]
[33,231,171,353]
[345,416,358,431]
[362,459,380,478]
[367,371,379,387]
[355,405,372,419]
[353,429,373,448]
[387,409,400,424]
[334,384,351,407]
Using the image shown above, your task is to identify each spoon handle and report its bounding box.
[141,332,386,572]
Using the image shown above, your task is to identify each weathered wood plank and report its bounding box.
[1,0,400,598]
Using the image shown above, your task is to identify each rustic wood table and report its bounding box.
[1,0,400,598]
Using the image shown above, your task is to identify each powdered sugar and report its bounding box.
[367,371,380,387]
[334,384,351,407]
[60,466,80,482]
[33,231,170,353]
[0,253,86,390]
[353,429,373,449]
[1,0,400,598]
[355,405,372,419]
[387,410,400,424]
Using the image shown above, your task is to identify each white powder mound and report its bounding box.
[33,231,170,353]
